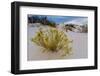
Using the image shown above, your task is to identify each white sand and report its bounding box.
[27,26,88,61]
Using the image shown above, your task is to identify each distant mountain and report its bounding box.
[28,16,56,27]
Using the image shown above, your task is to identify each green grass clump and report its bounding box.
[31,27,73,57]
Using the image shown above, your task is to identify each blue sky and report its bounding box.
[29,15,88,25]
[47,15,87,25]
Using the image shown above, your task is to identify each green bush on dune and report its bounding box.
[31,27,73,57]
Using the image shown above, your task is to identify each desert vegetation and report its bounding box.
[31,27,73,57]
[64,24,88,33]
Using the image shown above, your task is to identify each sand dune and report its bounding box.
[27,26,88,61]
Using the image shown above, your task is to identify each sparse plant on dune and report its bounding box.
[31,27,73,57]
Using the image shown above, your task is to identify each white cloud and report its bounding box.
[64,18,88,25]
